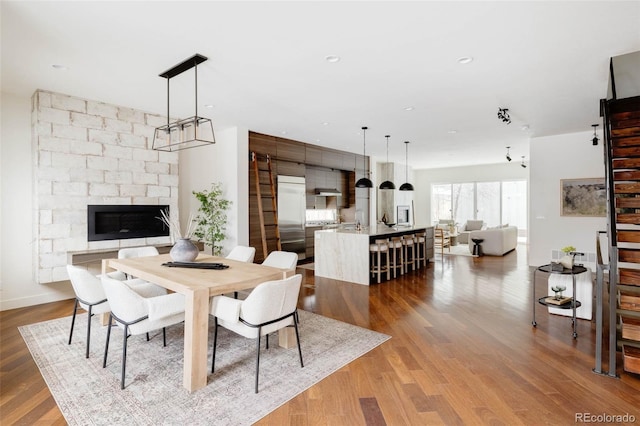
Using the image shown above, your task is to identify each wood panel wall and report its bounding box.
[248,131,369,262]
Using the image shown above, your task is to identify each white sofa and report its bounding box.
[458,220,485,244]
[468,226,518,256]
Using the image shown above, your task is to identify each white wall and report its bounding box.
[1,92,75,309]
[179,126,249,255]
[413,162,529,227]
[529,131,606,268]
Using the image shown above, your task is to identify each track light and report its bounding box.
[521,156,527,168]
[506,146,512,162]
[592,124,599,145]
[497,108,511,124]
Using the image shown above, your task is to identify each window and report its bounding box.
[431,180,527,239]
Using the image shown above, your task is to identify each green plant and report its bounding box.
[193,183,231,256]
[561,245,576,254]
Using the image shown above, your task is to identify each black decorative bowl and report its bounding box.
[386,223,396,227]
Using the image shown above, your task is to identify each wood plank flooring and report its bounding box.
[2,247,640,425]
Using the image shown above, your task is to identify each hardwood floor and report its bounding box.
[2,247,640,425]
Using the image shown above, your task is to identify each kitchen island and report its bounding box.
[314,225,434,285]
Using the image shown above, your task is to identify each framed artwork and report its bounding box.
[560,178,606,217]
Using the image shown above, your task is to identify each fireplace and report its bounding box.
[88,205,170,241]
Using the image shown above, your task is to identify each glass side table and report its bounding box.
[532,264,587,339]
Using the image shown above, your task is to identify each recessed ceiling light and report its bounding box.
[448,130,457,134]
[315,139,321,142]
[457,57,473,64]
[281,131,288,135]
[51,64,68,70]
[322,122,330,126]
[521,124,530,131]
[325,55,341,63]
[404,106,415,111]
[204,104,214,109]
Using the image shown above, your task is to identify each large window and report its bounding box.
[431,180,527,237]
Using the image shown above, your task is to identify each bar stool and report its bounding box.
[388,236,405,278]
[414,232,428,269]
[402,235,415,273]
[369,239,390,283]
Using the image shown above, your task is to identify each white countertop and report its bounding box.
[315,224,430,237]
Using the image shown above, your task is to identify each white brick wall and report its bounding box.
[33,90,179,284]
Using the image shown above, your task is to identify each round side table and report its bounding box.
[471,238,484,256]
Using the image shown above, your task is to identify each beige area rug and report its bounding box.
[441,243,474,257]
[19,310,389,426]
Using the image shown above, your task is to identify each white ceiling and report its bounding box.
[2,1,639,169]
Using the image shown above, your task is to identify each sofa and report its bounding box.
[458,220,485,244]
[468,226,518,256]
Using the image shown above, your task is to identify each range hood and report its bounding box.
[315,188,342,196]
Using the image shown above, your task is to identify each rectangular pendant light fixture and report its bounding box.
[152,54,216,152]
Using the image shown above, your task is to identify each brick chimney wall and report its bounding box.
[32,90,177,283]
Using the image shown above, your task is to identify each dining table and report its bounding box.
[102,253,292,393]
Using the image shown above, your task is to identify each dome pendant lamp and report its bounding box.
[399,141,414,191]
[379,135,396,190]
[355,126,373,188]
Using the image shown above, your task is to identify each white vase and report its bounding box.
[170,238,199,262]
[559,255,574,269]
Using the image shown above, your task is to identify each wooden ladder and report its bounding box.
[251,151,281,259]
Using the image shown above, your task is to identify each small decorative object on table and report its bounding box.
[158,209,199,262]
[559,245,577,269]
[551,284,566,300]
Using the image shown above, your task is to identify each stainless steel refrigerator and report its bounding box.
[277,175,306,259]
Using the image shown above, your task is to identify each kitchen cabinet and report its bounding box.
[305,146,322,166]
[322,150,343,169]
[277,140,305,163]
[305,225,321,258]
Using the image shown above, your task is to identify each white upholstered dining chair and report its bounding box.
[261,251,298,270]
[226,245,256,263]
[66,265,167,359]
[101,275,186,389]
[209,274,303,393]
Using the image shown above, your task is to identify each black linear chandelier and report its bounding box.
[506,146,512,162]
[152,54,216,152]
[592,124,599,146]
[379,135,396,190]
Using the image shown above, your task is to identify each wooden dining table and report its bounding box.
[102,253,291,393]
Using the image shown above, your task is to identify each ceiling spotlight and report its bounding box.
[521,156,527,168]
[592,124,599,145]
[325,55,341,63]
[505,146,512,162]
[498,108,511,124]
[457,56,474,64]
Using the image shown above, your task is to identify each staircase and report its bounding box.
[604,95,640,376]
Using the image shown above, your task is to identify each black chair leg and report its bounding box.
[266,333,269,349]
[121,324,128,390]
[146,332,150,342]
[103,314,112,368]
[68,299,78,345]
[162,328,167,347]
[86,305,92,358]
[293,314,304,368]
[211,318,218,373]
[255,330,262,393]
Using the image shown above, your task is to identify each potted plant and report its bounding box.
[193,183,231,256]
[559,245,577,269]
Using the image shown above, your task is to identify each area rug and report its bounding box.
[19,310,389,426]
[444,244,474,257]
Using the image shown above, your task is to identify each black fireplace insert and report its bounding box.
[87,205,170,241]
